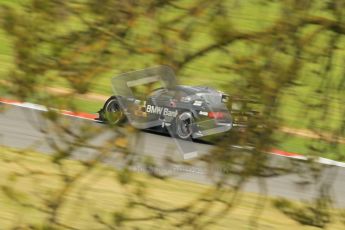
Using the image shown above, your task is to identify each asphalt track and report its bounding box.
[1,104,345,207]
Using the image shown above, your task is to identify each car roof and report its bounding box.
[151,85,216,96]
[174,85,215,94]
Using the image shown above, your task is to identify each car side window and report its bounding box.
[174,90,188,100]
[164,90,177,97]
[149,88,166,97]
[151,89,188,100]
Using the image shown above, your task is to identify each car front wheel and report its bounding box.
[102,97,124,125]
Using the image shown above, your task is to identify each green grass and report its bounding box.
[1,146,345,229]
[0,86,103,114]
[275,132,345,161]
[70,97,103,113]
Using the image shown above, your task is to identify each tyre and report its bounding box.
[101,97,125,125]
[173,111,194,139]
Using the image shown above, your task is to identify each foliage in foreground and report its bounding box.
[274,197,332,228]
[0,0,344,229]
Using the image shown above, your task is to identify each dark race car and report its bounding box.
[97,85,233,139]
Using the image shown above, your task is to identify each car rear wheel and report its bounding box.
[103,98,124,125]
[174,112,194,139]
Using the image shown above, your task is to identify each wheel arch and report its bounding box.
[98,95,123,122]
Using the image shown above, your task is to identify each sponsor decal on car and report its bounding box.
[193,100,203,106]
[146,105,178,117]
[199,111,208,116]
[170,100,177,107]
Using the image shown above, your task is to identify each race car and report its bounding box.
[97,85,233,139]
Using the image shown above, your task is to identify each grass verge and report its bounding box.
[275,132,345,161]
